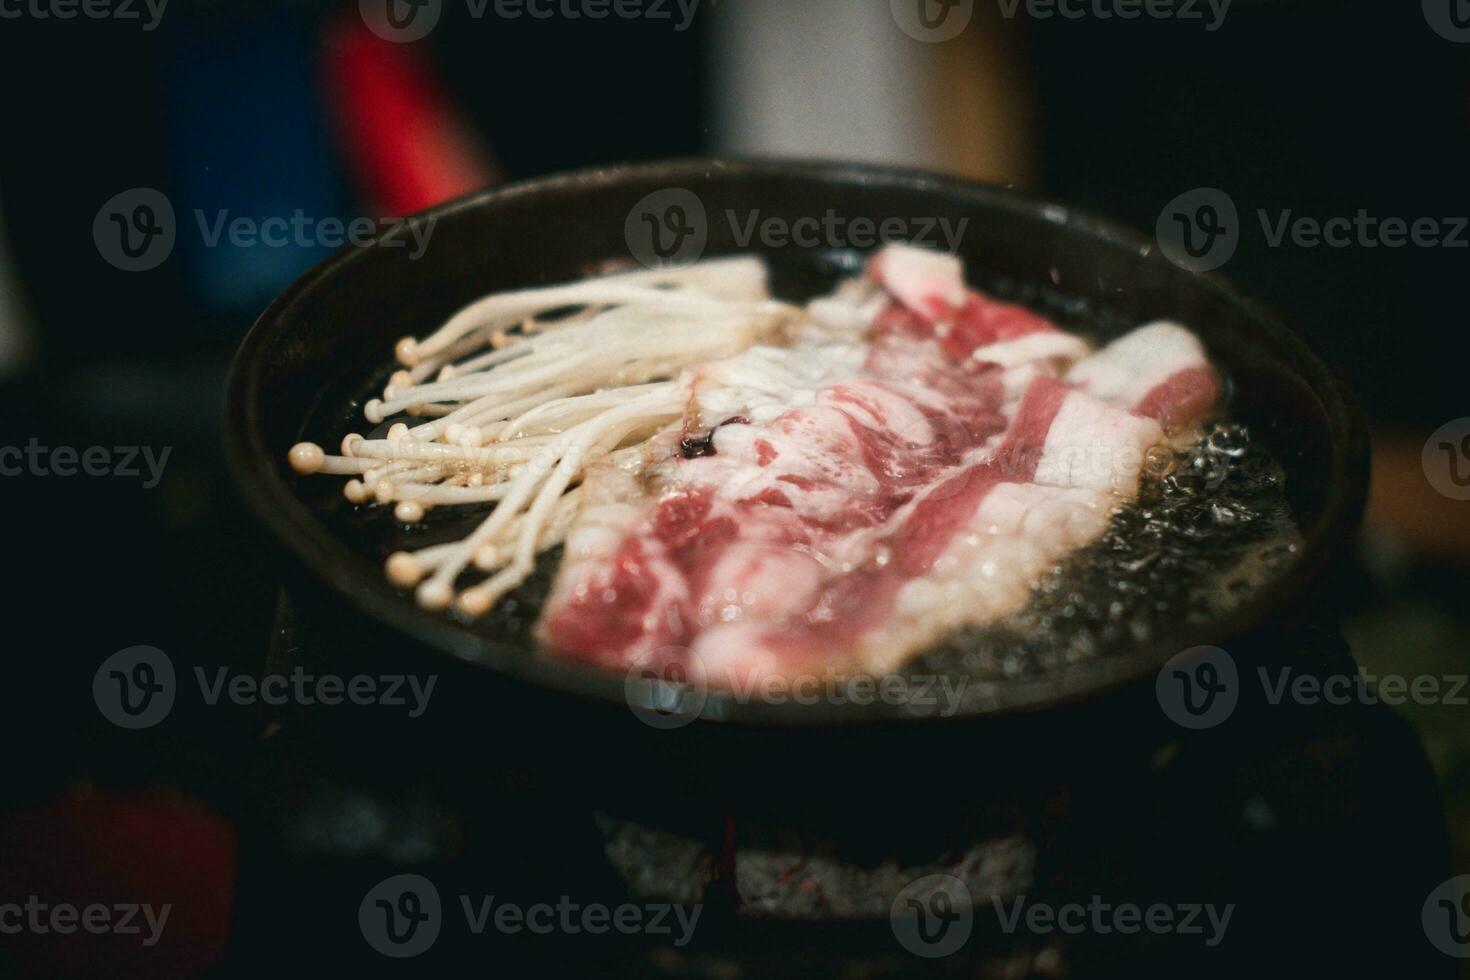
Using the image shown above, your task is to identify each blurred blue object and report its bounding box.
[165,5,347,315]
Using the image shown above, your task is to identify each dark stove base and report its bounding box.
[214,596,1454,978]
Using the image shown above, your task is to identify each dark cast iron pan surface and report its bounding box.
[223,158,1369,728]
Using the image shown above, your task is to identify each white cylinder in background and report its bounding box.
[708,0,938,168]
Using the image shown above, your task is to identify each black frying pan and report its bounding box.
[224,158,1367,730]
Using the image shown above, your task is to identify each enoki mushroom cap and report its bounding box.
[458,590,492,616]
[473,545,500,571]
[386,552,424,587]
[288,442,325,475]
[395,337,419,366]
[417,579,453,610]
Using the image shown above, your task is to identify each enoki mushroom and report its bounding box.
[288,259,799,617]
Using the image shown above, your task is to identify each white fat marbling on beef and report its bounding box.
[1066,321,1220,431]
[971,331,1092,369]
[867,246,966,321]
[1033,390,1166,495]
[1066,322,1200,404]
[693,343,868,427]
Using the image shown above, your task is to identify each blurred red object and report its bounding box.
[0,788,236,979]
[322,11,498,216]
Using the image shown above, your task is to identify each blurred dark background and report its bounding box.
[0,0,1466,975]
